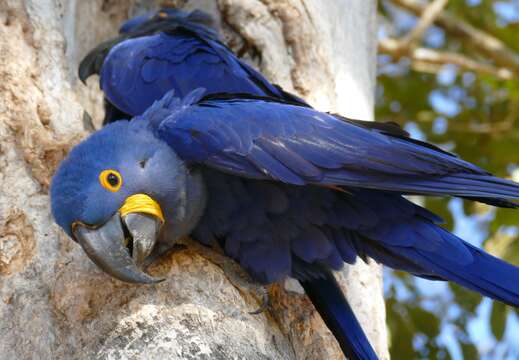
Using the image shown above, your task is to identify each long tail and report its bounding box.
[300,270,379,360]
[363,219,519,307]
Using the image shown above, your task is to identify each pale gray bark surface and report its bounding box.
[0,0,388,359]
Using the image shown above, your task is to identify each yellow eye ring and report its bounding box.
[99,169,123,192]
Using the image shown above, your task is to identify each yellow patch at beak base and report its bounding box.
[119,194,165,223]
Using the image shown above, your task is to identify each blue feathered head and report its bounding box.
[50,108,204,283]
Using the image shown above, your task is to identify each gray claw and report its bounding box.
[249,287,270,315]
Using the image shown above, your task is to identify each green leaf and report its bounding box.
[490,302,508,341]
[410,306,441,338]
[460,341,479,360]
[449,283,483,315]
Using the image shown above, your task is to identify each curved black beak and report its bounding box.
[78,37,125,84]
[73,212,163,284]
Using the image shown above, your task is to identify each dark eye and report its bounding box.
[107,173,119,186]
[99,169,123,192]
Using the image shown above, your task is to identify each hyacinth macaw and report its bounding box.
[52,88,519,360]
[74,8,519,359]
[77,8,408,359]
[79,7,402,139]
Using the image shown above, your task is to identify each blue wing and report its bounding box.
[157,94,519,202]
[100,30,288,116]
[79,8,220,85]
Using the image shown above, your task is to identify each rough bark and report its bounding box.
[0,0,388,359]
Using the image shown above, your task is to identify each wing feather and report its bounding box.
[157,96,519,202]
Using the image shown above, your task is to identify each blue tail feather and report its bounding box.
[364,225,519,307]
[300,270,379,360]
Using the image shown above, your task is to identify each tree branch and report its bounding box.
[381,0,449,61]
[391,0,519,74]
[401,0,448,47]
[379,39,513,80]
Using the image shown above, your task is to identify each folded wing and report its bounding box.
[157,94,519,204]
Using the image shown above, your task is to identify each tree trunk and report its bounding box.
[0,1,388,359]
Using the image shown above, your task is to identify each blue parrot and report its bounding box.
[74,8,519,359]
[52,89,519,360]
[77,8,405,359]
[79,7,400,139]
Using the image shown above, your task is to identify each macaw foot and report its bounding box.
[187,239,270,315]
[142,242,187,270]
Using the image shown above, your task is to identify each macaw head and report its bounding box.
[50,119,205,283]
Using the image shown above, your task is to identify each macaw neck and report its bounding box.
[160,168,207,243]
